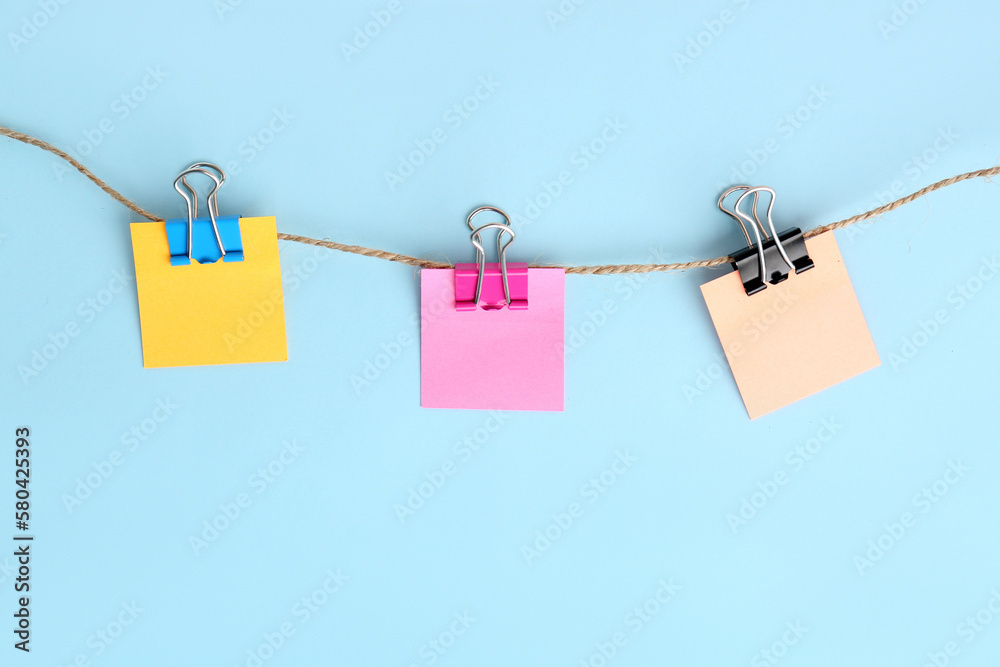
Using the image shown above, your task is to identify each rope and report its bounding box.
[4,123,996,274]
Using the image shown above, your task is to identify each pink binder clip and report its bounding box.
[455,206,528,311]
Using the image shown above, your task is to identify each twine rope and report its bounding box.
[3,124,997,275]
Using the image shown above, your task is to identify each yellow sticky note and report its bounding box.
[130,216,287,368]
[700,231,880,419]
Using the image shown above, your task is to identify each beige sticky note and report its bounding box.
[130,216,287,368]
[700,231,879,419]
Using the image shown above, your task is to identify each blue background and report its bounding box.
[2,1,999,665]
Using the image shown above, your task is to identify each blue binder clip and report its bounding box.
[166,162,244,266]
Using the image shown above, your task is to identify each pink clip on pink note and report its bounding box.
[421,206,565,411]
[455,262,528,311]
[455,208,528,311]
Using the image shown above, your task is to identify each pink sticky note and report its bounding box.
[420,268,565,411]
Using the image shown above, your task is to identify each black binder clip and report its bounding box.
[718,185,814,296]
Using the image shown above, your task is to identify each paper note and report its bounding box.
[421,268,565,411]
[130,216,287,368]
[700,231,879,419]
